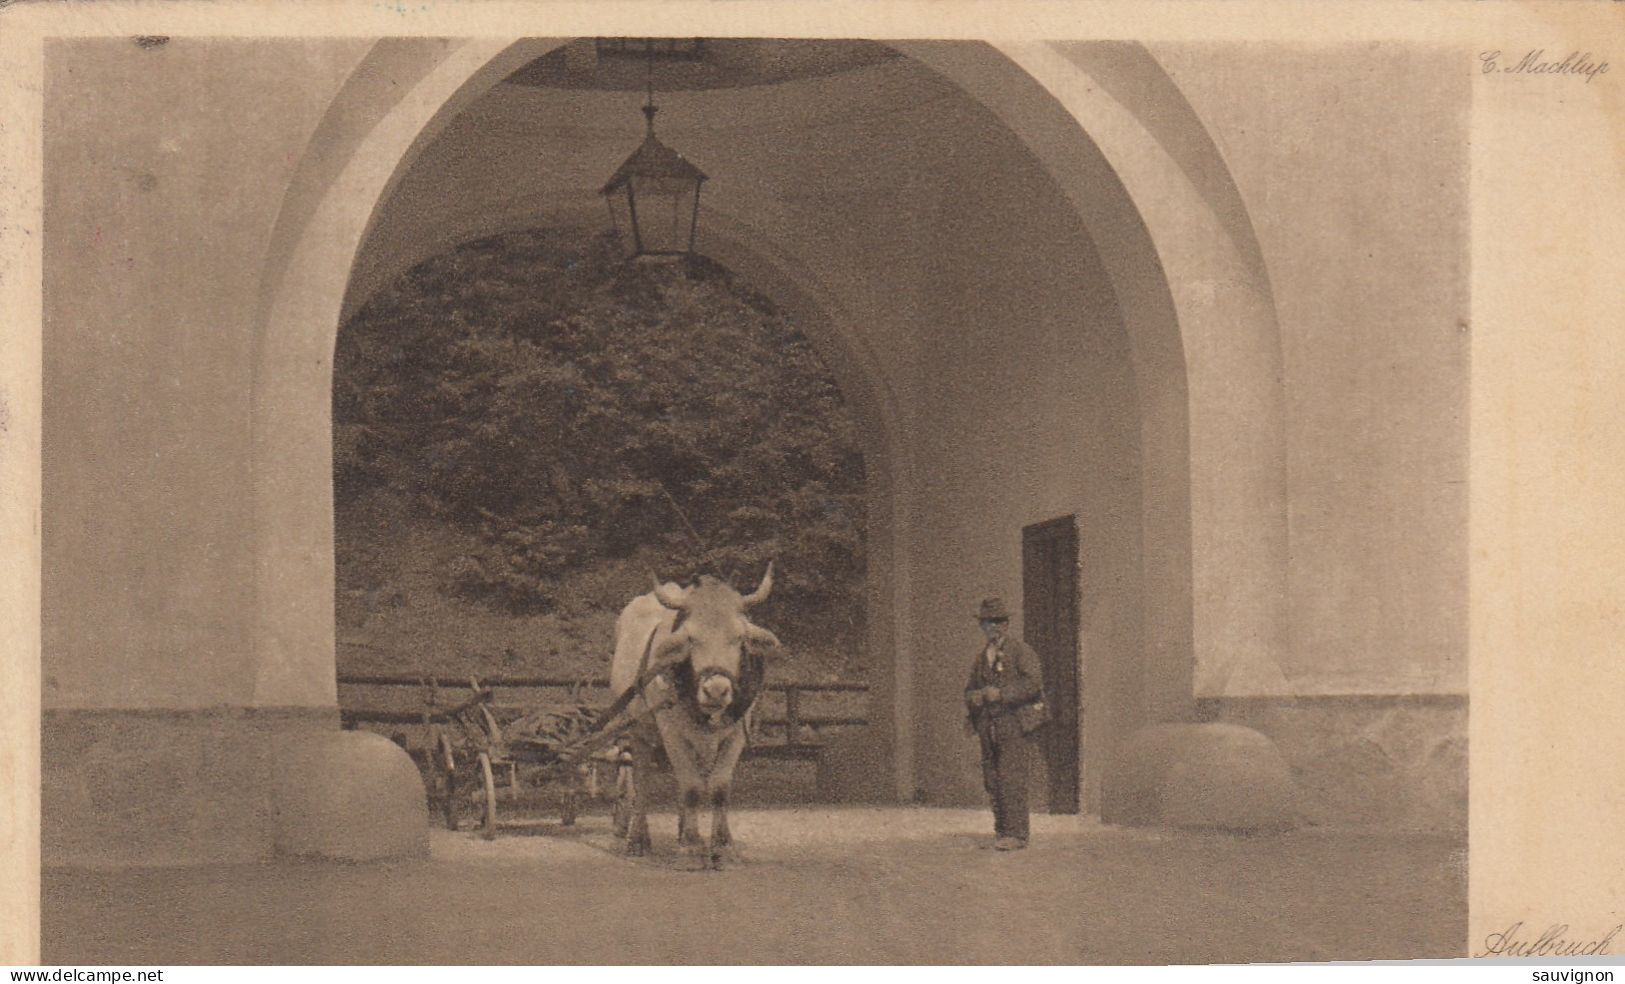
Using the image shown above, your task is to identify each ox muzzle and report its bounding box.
[694,667,738,717]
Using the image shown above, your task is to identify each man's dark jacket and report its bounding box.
[964,634,1044,742]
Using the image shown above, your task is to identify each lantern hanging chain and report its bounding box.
[654,479,708,557]
[643,40,657,135]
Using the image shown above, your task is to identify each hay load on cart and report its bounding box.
[423,678,644,839]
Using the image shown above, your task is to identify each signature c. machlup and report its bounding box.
[1480,49,1611,82]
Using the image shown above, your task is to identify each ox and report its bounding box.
[610,564,781,867]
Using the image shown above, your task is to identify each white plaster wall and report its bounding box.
[42,38,374,710]
[1152,43,1471,695]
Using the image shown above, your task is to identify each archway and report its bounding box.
[334,211,900,801]
[252,38,1285,809]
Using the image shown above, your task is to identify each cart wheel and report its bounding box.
[612,759,633,838]
[477,752,498,841]
[437,734,459,831]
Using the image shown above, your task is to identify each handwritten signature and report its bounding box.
[1477,922,1621,958]
[1481,50,1610,83]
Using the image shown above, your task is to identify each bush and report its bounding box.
[334,229,867,654]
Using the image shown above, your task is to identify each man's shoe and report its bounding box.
[993,836,1027,851]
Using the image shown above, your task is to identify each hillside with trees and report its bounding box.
[332,229,867,684]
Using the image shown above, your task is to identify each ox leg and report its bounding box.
[679,786,706,860]
[677,787,702,845]
[707,727,749,868]
[676,777,709,869]
[624,741,653,857]
[709,786,733,867]
[652,715,712,869]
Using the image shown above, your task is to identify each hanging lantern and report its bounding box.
[601,94,707,259]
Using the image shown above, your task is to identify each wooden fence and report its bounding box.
[337,672,869,761]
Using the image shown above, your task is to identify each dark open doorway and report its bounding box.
[1023,514,1080,814]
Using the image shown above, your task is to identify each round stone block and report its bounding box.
[1102,723,1300,832]
[273,729,429,861]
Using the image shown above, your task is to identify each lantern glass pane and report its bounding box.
[604,188,637,254]
[629,173,700,254]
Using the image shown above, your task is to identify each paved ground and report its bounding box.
[43,808,1466,965]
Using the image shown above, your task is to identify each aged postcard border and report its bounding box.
[3,0,1624,965]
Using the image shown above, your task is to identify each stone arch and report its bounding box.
[894,40,1289,705]
[251,39,572,706]
[334,201,911,793]
[251,37,1287,802]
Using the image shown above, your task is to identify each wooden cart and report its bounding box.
[429,677,631,840]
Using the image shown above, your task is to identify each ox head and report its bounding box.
[648,563,782,721]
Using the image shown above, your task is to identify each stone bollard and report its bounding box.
[1102,723,1300,832]
[272,729,430,861]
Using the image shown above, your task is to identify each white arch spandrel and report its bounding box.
[250,39,573,705]
[898,40,1291,702]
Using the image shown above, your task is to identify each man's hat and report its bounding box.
[977,597,1011,621]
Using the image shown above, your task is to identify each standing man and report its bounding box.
[965,597,1047,850]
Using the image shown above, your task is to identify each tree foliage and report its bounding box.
[333,229,867,651]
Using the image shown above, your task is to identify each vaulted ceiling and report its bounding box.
[503,39,901,92]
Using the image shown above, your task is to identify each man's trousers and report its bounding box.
[980,728,1032,841]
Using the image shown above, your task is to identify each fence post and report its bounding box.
[785,686,802,747]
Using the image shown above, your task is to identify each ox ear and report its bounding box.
[649,630,691,669]
[742,621,782,652]
[651,574,688,611]
[740,562,774,608]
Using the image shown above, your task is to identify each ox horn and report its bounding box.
[651,574,688,611]
[740,562,774,608]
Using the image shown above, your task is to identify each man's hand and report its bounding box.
[980,686,1001,705]
[967,689,986,708]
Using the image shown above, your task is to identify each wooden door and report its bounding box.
[1023,515,1080,814]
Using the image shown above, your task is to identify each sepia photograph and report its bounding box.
[2,0,1622,970]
